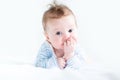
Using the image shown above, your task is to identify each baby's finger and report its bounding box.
[67,40,71,46]
[64,41,67,46]
[71,36,77,42]
[71,38,75,45]
[62,61,66,68]
[60,62,66,69]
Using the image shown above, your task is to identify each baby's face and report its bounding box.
[45,15,78,50]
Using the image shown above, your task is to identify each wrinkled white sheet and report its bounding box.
[0,63,119,80]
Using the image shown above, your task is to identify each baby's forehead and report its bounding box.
[47,15,76,26]
[45,15,77,32]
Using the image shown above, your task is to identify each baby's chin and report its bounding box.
[54,47,64,51]
[53,45,64,50]
[58,45,64,49]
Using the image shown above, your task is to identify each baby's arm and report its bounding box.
[35,50,48,68]
[63,37,85,70]
[35,50,55,68]
[35,45,53,68]
[57,57,66,69]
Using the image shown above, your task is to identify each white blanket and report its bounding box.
[0,64,118,80]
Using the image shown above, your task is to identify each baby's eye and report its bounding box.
[68,29,73,33]
[56,31,62,35]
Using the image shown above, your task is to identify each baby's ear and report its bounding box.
[44,32,49,41]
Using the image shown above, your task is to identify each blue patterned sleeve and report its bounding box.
[35,42,52,68]
[35,48,48,68]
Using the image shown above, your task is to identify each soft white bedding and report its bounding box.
[0,63,119,80]
[0,55,119,80]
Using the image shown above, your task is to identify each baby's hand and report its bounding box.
[57,57,66,69]
[63,37,77,60]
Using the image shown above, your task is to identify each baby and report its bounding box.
[35,2,86,70]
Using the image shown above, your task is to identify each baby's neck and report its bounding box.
[54,48,64,58]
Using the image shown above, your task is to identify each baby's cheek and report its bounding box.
[54,38,63,45]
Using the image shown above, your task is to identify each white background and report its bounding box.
[0,0,120,74]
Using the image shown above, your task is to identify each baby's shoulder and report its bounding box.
[39,41,53,53]
[40,41,50,49]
